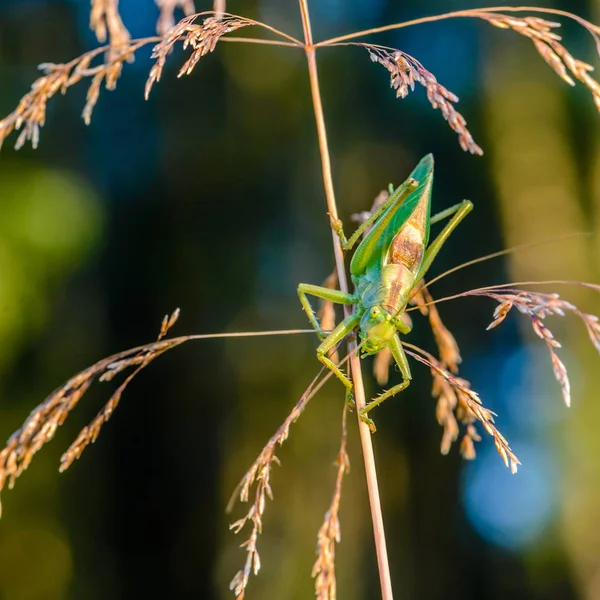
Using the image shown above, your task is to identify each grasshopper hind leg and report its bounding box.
[360,333,411,433]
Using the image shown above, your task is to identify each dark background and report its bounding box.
[0,1,599,599]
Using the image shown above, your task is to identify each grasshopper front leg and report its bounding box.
[315,313,362,403]
[360,333,411,433]
[298,284,361,402]
[297,283,356,338]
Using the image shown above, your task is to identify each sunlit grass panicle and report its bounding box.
[0,38,149,150]
[312,406,349,600]
[403,344,521,473]
[363,45,483,155]
[478,287,600,408]
[0,309,183,515]
[145,14,251,99]
[227,369,328,599]
[478,13,600,111]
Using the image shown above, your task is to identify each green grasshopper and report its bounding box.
[298,154,473,432]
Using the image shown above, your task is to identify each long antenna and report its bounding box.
[421,232,591,292]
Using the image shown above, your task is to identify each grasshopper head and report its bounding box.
[359,306,396,356]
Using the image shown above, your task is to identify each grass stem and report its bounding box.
[315,5,600,47]
[299,1,394,598]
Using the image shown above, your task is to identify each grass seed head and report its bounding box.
[146,15,251,99]
[478,13,600,111]
[364,45,483,155]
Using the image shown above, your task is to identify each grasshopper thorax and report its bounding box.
[358,305,398,356]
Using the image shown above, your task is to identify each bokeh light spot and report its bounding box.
[462,443,557,549]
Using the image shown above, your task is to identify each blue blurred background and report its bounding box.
[0,0,599,598]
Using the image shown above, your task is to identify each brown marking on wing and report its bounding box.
[389,223,424,272]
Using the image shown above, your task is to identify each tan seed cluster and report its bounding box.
[0,40,148,150]
[405,345,520,473]
[228,369,329,599]
[411,282,462,372]
[146,15,251,99]
[365,46,483,155]
[408,283,479,458]
[312,407,349,600]
[480,14,600,111]
[478,287,600,408]
[0,310,182,515]
[0,10,250,150]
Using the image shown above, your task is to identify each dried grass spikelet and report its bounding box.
[90,0,131,48]
[477,13,600,111]
[155,0,196,36]
[312,406,349,600]
[228,367,330,599]
[363,45,483,155]
[471,286,600,408]
[414,281,600,466]
[145,14,251,99]
[404,343,520,473]
[0,11,255,150]
[0,309,182,515]
[431,373,459,456]
[410,282,461,373]
[409,281,469,457]
[1,9,264,149]
[0,39,149,150]
[430,368,483,459]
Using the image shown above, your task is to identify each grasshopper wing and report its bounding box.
[350,154,434,279]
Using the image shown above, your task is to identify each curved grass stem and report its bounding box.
[298,1,394,599]
[315,5,600,47]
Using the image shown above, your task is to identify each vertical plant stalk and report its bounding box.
[213,0,225,19]
[298,1,394,599]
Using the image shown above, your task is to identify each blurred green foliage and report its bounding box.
[0,167,101,369]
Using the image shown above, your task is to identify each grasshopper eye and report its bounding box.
[370,307,379,319]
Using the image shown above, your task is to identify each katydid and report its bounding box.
[298,154,473,432]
